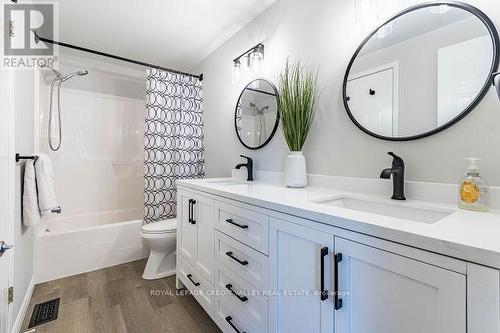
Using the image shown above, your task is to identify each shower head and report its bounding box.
[40,64,88,82]
[61,70,88,82]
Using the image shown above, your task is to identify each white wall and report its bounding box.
[192,0,500,186]
[12,71,35,331]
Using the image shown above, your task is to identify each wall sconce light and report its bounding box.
[493,72,500,101]
[232,43,264,84]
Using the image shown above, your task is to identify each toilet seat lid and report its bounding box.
[141,218,177,234]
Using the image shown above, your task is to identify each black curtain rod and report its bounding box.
[34,31,203,81]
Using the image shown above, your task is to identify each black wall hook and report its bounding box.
[369,89,376,95]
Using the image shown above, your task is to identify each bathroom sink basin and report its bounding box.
[205,179,248,186]
[316,197,452,224]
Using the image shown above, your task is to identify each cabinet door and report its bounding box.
[334,237,466,333]
[178,190,197,264]
[192,193,215,282]
[269,217,334,333]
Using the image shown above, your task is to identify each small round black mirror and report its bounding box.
[235,79,279,149]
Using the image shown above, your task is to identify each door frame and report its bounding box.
[0,69,16,332]
[347,61,400,136]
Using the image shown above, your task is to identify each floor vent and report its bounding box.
[28,298,60,328]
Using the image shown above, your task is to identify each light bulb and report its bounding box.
[248,45,264,76]
[232,59,242,84]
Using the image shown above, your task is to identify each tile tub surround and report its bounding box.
[178,175,500,270]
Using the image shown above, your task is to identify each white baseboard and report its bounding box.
[11,275,34,333]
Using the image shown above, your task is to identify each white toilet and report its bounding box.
[140,218,177,280]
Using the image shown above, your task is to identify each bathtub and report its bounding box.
[36,210,148,283]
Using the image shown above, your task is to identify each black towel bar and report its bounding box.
[15,153,38,163]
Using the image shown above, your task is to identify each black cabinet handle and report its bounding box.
[188,199,192,223]
[188,199,196,224]
[225,316,245,333]
[320,247,328,301]
[226,284,248,302]
[226,316,246,333]
[334,253,343,310]
[191,200,197,224]
[226,218,248,229]
[369,89,376,95]
[226,251,248,266]
[186,274,200,287]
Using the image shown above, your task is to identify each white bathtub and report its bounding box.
[36,210,148,283]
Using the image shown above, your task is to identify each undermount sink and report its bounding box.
[316,197,452,224]
[206,179,248,186]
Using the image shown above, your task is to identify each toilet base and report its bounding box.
[142,249,176,280]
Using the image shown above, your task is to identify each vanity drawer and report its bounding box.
[177,255,214,315]
[214,294,264,333]
[215,200,269,254]
[215,261,268,332]
[215,231,269,290]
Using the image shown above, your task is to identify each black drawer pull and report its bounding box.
[188,199,193,223]
[320,247,328,301]
[225,251,248,266]
[334,253,343,310]
[186,274,200,287]
[225,316,246,333]
[226,218,248,229]
[188,199,197,224]
[226,284,248,302]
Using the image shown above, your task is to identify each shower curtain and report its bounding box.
[144,69,205,224]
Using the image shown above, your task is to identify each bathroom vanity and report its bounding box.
[175,177,500,333]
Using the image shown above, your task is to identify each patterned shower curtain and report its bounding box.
[143,69,205,224]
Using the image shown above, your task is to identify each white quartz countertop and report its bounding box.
[178,178,500,270]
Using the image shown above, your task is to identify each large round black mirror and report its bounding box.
[343,2,499,141]
[235,79,279,149]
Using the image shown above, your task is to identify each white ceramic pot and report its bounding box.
[285,151,307,188]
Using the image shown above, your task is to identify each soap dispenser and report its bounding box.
[458,158,489,212]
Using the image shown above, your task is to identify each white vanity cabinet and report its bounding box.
[334,237,466,333]
[269,216,467,333]
[269,217,334,333]
[177,189,215,283]
[176,184,500,333]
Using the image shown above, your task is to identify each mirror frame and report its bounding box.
[342,1,500,141]
[234,78,280,150]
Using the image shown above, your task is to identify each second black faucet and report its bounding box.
[235,155,254,181]
[380,152,406,200]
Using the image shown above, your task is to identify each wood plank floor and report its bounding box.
[20,259,221,333]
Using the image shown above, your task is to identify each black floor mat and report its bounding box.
[28,298,60,328]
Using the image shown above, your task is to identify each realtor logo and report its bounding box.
[2,2,58,69]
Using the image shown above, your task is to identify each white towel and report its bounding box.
[22,159,41,226]
[22,153,60,227]
[34,154,60,216]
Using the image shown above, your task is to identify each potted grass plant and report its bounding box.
[278,60,319,188]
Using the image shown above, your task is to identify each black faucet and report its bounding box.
[235,155,254,181]
[380,152,406,200]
